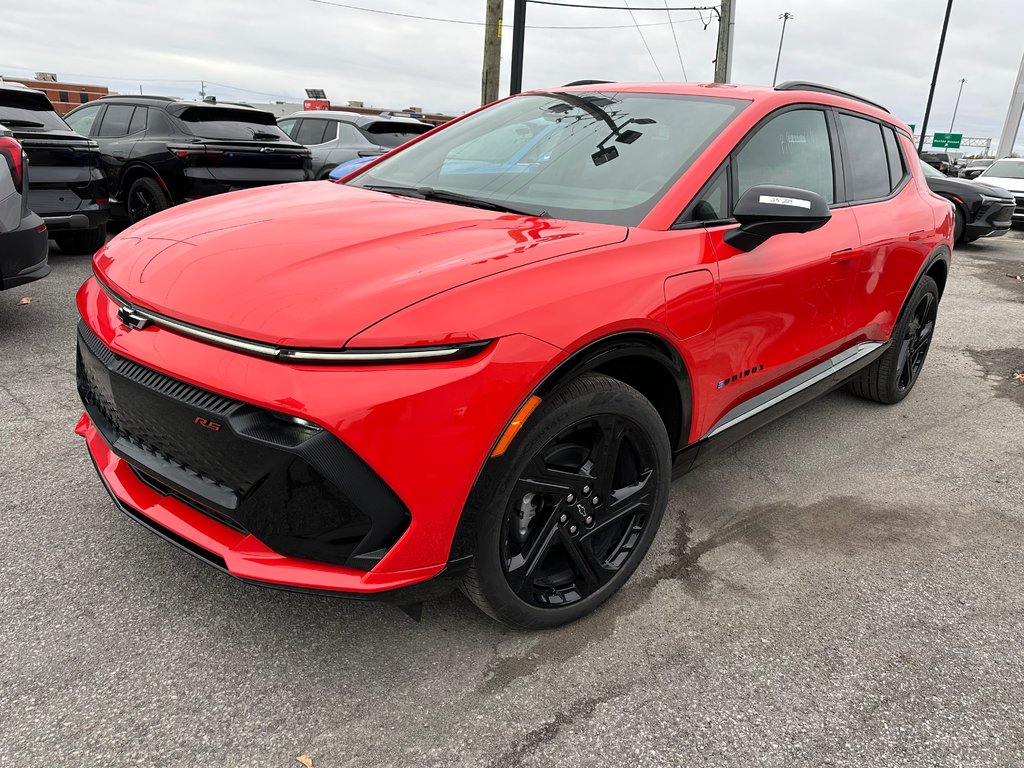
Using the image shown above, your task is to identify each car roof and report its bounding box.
[280,110,431,127]
[543,81,904,132]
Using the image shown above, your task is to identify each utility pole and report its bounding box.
[918,0,953,153]
[714,0,734,83]
[948,77,966,133]
[198,80,206,99]
[772,12,793,87]
[510,0,528,95]
[996,49,1024,158]
[481,0,503,106]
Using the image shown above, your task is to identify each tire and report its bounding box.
[461,373,671,629]
[53,223,107,255]
[126,176,170,224]
[846,275,939,404]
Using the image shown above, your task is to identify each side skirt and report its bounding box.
[672,341,889,477]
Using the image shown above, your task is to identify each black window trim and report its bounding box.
[672,102,844,229]
[831,107,911,207]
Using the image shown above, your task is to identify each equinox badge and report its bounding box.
[117,305,150,331]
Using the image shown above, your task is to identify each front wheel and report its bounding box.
[462,374,671,629]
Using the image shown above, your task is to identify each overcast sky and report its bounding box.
[1,0,1022,151]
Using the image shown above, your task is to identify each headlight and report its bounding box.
[979,194,1013,205]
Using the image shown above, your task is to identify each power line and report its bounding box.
[624,0,664,81]
[665,0,688,80]
[304,0,710,29]
[529,1,719,11]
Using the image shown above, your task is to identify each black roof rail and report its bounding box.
[561,80,614,87]
[98,94,176,102]
[775,81,889,114]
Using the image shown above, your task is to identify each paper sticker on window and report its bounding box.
[759,195,812,209]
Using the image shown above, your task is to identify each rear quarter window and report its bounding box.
[839,113,890,201]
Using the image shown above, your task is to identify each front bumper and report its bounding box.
[75,276,561,594]
[967,199,1016,239]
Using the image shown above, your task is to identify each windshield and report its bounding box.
[361,121,432,148]
[919,160,945,179]
[981,160,1024,179]
[968,159,992,168]
[0,91,70,131]
[175,106,291,141]
[348,91,748,226]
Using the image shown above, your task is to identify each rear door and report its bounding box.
[699,106,862,429]
[836,112,938,342]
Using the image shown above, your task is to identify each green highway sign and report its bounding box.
[908,123,916,133]
[932,132,962,149]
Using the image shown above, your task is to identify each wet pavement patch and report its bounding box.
[968,348,1024,407]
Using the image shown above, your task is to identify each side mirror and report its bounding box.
[724,185,831,252]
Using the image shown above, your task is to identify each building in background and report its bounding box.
[0,72,109,115]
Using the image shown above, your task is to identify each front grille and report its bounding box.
[77,322,410,568]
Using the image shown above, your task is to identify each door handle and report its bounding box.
[830,247,854,263]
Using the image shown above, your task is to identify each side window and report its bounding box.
[839,114,890,201]
[128,106,147,135]
[96,105,134,138]
[337,123,363,144]
[278,118,299,140]
[734,109,834,204]
[881,126,905,190]
[683,164,730,224]
[321,121,339,142]
[65,104,102,136]
[296,119,329,145]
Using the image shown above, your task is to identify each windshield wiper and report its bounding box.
[0,119,45,127]
[362,184,546,217]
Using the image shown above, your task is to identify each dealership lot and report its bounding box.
[1,231,1022,766]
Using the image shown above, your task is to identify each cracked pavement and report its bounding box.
[1,229,1022,767]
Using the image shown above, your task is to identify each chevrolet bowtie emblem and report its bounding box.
[117,305,150,330]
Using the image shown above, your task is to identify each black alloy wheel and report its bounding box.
[895,289,937,395]
[847,275,940,404]
[126,177,170,224]
[501,415,658,608]
[463,374,671,628]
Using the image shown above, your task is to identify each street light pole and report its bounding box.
[510,0,528,95]
[772,12,793,87]
[948,77,966,133]
[918,0,954,153]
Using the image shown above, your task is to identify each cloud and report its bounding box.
[1,0,1021,151]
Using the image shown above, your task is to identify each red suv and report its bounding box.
[76,81,952,628]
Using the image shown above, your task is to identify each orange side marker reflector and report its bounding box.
[491,396,543,458]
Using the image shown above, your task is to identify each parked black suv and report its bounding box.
[0,84,109,254]
[65,96,312,223]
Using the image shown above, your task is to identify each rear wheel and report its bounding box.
[847,275,939,404]
[462,374,671,628]
[126,176,170,224]
[53,223,107,255]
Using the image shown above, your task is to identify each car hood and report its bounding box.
[94,181,627,348]
[976,176,1024,194]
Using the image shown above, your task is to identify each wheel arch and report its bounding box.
[446,330,693,564]
[118,161,168,201]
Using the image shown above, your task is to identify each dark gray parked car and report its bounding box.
[278,111,432,179]
[0,127,48,290]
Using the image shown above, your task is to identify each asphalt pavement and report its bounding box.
[1,227,1022,767]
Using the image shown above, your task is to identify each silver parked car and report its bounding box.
[278,111,433,179]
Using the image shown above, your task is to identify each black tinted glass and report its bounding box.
[0,90,70,131]
[177,107,289,141]
[360,121,432,148]
[97,105,134,137]
[881,126,903,189]
[128,106,147,135]
[735,109,834,203]
[687,165,729,223]
[296,119,329,145]
[839,114,890,201]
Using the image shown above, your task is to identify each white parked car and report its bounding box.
[976,158,1024,222]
